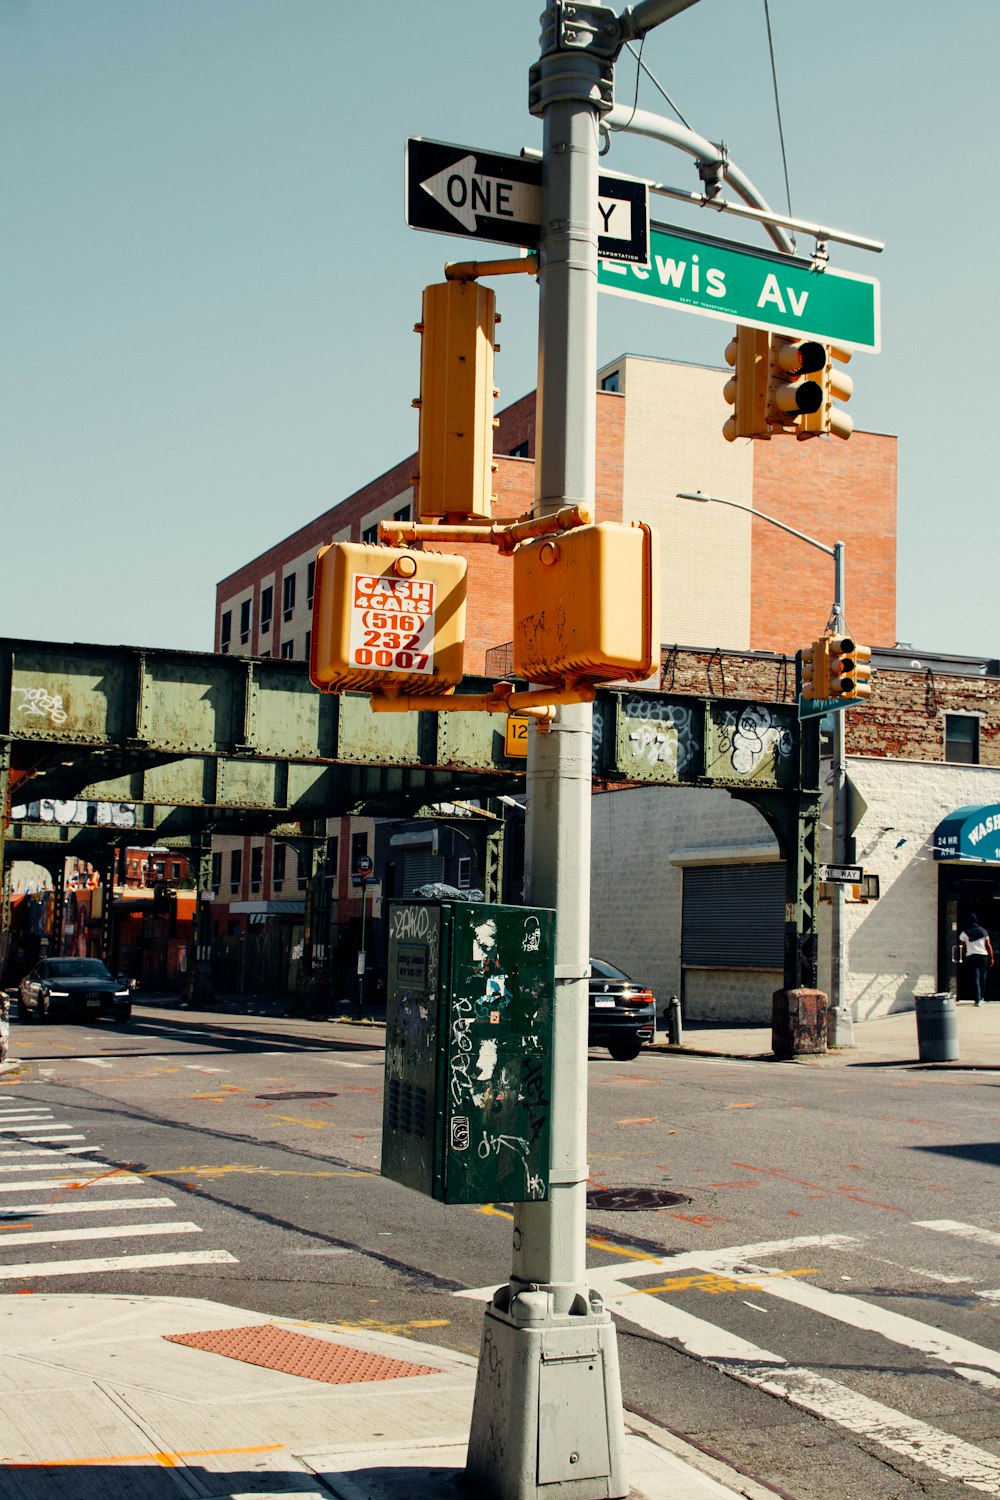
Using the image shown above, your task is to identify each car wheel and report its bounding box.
[607,1037,642,1062]
[113,1008,132,1026]
[17,997,33,1023]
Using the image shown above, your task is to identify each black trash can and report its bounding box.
[914,992,959,1062]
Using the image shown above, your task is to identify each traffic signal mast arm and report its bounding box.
[379,502,592,553]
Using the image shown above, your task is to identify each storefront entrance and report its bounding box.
[938,868,1000,1001]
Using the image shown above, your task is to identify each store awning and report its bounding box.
[933,804,1000,863]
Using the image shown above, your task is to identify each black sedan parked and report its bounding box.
[588,958,656,1060]
[18,958,132,1025]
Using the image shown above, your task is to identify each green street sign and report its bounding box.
[600,222,880,352]
[797,694,872,720]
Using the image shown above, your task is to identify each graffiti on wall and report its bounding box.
[717,705,795,777]
[13,687,68,728]
[10,800,138,828]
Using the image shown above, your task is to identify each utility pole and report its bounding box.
[466,5,697,1497]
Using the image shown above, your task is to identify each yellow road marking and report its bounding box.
[272,1114,333,1130]
[638,1267,817,1297]
[337,1317,450,1337]
[478,1206,659,1263]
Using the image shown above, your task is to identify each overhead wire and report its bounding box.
[763,0,794,231]
[623,40,692,130]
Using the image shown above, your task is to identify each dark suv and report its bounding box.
[18,958,132,1025]
[588,958,656,1060]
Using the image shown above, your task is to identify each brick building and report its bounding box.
[212,353,899,999]
[589,645,1000,1023]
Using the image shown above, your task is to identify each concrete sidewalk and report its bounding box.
[0,1292,770,1500]
[666,997,1000,1069]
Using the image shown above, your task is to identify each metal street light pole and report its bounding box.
[676,490,854,1047]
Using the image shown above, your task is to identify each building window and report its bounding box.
[457,856,472,889]
[260,585,273,634]
[393,504,411,522]
[281,639,295,660]
[296,849,308,890]
[600,370,620,393]
[250,845,263,893]
[351,831,368,873]
[306,559,316,607]
[239,599,252,645]
[220,611,232,653]
[362,523,379,544]
[272,843,286,890]
[304,630,311,662]
[282,573,296,620]
[509,440,529,458]
[211,852,222,892]
[171,862,182,881]
[945,714,980,764]
[229,849,242,895]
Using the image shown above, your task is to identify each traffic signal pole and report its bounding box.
[828,540,854,1048]
[465,9,631,1498]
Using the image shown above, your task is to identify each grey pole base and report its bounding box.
[466,1290,628,1500]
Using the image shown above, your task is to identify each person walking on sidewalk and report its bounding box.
[959,915,994,1006]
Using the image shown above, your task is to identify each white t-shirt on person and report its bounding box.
[960,929,989,956]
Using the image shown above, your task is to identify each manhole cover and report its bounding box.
[256,1091,339,1101]
[586,1187,690,1212]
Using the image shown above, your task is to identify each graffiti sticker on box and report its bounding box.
[349,574,436,675]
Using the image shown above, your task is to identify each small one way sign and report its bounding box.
[405,137,649,264]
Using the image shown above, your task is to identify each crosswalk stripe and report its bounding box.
[0,1149,106,1162]
[693,1260,1000,1380]
[601,1278,1000,1494]
[0,1248,238,1280]
[0,1175,143,1194]
[0,1161,115,1174]
[915,1219,1000,1250]
[0,1196,178,1217]
[20,1134,85,1143]
[0,1220,202,1249]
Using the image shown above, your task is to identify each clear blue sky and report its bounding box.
[5,1,996,658]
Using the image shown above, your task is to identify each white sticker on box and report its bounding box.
[349,573,436,675]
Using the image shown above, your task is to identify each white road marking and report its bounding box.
[978,1290,1000,1305]
[0,1196,177,1217]
[0,1146,100,1157]
[0,1174,143,1194]
[0,1248,238,1280]
[457,1233,860,1301]
[0,1122,79,1132]
[915,1220,1000,1250]
[905,1267,973,1284]
[701,1261,1000,1380]
[327,1060,376,1070]
[77,1059,114,1069]
[183,1065,227,1074]
[0,1160,115,1174]
[601,1278,1000,1495]
[0,1220,201,1248]
[0,1111,54,1119]
[20,1134,85,1143]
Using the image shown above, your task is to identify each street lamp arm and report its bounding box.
[618,0,702,43]
[676,490,836,558]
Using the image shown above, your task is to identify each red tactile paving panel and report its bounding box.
[164,1324,440,1384]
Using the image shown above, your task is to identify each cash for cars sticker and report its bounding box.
[349,573,435,675]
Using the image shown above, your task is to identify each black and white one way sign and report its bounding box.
[406,138,649,264]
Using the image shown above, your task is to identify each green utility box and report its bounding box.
[381,900,555,1205]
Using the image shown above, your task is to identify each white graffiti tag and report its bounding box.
[15,687,68,727]
[727,705,794,775]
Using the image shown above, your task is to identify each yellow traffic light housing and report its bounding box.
[513,522,660,687]
[799,344,854,440]
[722,326,770,441]
[309,541,467,697]
[827,635,857,699]
[766,335,826,431]
[801,638,829,700]
[413,280,498,523]
[841,642,872,700]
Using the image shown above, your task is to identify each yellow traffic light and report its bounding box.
[413,280,498,523]
[766,335,827,431]
[722,325,770,441]
[309,541,467,696]
[801,638,829,700]
[842,642,872,700]
[512,522,660,686]
[799,344,854,440]
[827,635,857,699]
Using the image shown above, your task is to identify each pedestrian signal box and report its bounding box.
[414,279,498,523]
[512,522,660,686]
[382,899,555,1205]
[309,541,467,696]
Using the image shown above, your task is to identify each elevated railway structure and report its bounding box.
[1,637,820,990]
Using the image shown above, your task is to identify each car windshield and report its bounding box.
[45,959,113,981]
[590,959,633,982]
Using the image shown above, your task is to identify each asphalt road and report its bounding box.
[3,1001,999,1500]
